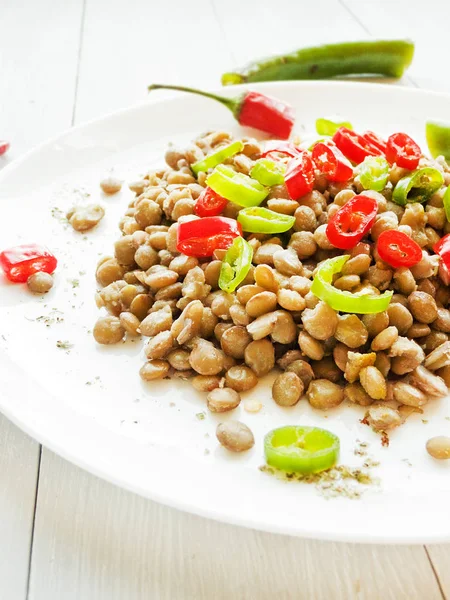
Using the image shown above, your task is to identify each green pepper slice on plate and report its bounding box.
[264,426,340,474]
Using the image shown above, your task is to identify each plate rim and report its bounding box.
[3,80,450,545]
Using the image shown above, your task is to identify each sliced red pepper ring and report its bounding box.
[176,217,242,258]
[260,141,301,159]
[194,187,228,217]
[434,235,450,280]
[361,131,387,154]
[284,152,315,200]
[377,230,422,268]
[311,142,353,182]
[326,195,378,250]
[333,127,384,164]
[0,244,57,283]
[386,132,421,170]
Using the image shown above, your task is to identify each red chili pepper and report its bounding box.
[385,132,421,170]
[237,91,295,139]
[333,127,384,164]
[177,217,242,258]
[0,141,10,156]
[147,85,295,140]
[0,244,57,283]
[284,152,315,200]
[434,234,450,279]
[377,230,422,268]
[326,195,378,249]
[260,141,301,159]
[311,142,353,182]
[194,187,228,217]
[362,131,387,154]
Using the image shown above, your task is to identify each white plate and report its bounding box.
[1,81,450,544]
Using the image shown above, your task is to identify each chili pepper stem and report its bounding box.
[148,83,237,113]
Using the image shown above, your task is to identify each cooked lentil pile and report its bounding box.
[93,129,450,433]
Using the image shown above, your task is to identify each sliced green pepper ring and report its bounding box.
[237,206,295,234]
[311,255,393,314]
[191,140,244,175]
[392,167,444,206]
[207,165,269,207]
[250,158,285,186]
[264,426,340,474]
[218,236,253,293]
[426,120,450,161]
[444,186,450,223]
[357,156,390,192]
[316,117,353,137]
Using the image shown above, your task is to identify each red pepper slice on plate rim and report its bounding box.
[177,216,242,258]
[326,195,378,250]
[311,142,353,182]
[386,132,421,170]
[284,152,315,200]
[0,244,57,283]
[377,230,422,268]
[194,187,228,217]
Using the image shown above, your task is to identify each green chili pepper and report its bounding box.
[443,186,450,222]
[218,236,253,293]
[426,120,450,161]
[305,136,330,151]
[237,207,295,234]
[311,255,392,313]
[191,140,244,176]
[392,167,444,206]
[358,156,390,192]
[206,165,269,207]
[222,40,414,85]
[250,158,285,186]
[316,117,353,136]
[264,426,340,474]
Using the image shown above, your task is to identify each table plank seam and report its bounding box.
[71,0,87,127]
[425,546,447,600]
[25,446,42,600]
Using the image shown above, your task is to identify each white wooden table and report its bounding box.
[2,1,450,598]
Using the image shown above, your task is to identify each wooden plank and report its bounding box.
[0,1,84,598]
[74,0,233,124]
[0,0,85,161]
[29,451,442,600]
[0,415,40,600]
[343,0,450,92]
[425,546,450,598]
[213,0,371,66]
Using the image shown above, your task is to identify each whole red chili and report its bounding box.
[386,132,421,170]
[333,127,384,164]
[311,143,353,182]
[377,230,422,268]
[326,195,378,249]
[194,187,228,217]
[362,131,387,154]
[260,141,301,159]
[284,152,315,200]
[0,244,57,283]
[177,217,242,258]
[148,84,295,140]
